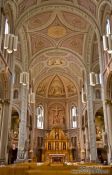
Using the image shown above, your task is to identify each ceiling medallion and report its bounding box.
[48,26,66,38]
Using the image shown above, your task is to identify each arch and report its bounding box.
[11,105,20,116]
[15,4,99,35]
[30,47,85,68]
[15,4,101,64]
[4,0,17,28]
[4,2,15,33]
[35,73,79,99]
[98,1,112,35]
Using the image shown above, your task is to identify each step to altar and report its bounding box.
[50,163,63,166]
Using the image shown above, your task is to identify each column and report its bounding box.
[0,0,4,50]
[79,92,84,161]
[86,76,97,162]
[106,103,112,161]
[44,102,48,130]
[17,85,28,160]
[66,102,69,129]
[30,102,35,159]
[0,100,10,162]
[85,127,89,161]
[0,100,3,141]
[98,40,111,163]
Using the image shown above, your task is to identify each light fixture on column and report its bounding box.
[4,34,18,53]
[103,17,112,54]
[81,87,86,103]
[28,92,35,104]
[90,72,96,86]
[89,72,101,86]
[103,34,112,54]
[20,72,29,86]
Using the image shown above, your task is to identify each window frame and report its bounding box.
[70,105,77,129]
[4,18,9,34]
[36,105,44,129]
[106,17,111,35]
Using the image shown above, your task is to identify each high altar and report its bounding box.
[42,127,72,163]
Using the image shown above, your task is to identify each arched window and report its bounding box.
[36,105,44,129]
[71,106,77,128]
[4,18,9,34]
[106,18,111,35]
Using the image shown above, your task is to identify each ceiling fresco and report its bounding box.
[15,0,99,95]
[36,75,77,98]
[26,11,88,55]
[17,0,98,17]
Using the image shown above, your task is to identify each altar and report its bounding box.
[49,154,65,163]
[42,127,72,162]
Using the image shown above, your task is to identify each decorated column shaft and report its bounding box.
[98,40,112,163]
[86,75,97,162]
[17,85,28,159]
[106,103,112,161]
[0,100,10,162]
[85,126,89,161]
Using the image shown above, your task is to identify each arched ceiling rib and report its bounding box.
[13,0,101,94]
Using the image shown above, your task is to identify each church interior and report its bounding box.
[0,0,112,174]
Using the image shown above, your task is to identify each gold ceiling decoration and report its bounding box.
[48,26,66,38]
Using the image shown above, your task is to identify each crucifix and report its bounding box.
[52,105,62,125]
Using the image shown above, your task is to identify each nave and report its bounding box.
[0,0,112,173]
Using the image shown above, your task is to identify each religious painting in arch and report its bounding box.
[48,75,66,97]
[48,103,65,129]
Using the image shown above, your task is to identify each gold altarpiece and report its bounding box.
[42,128,72,163]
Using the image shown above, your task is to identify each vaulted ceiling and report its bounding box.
[13,0,102,97]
